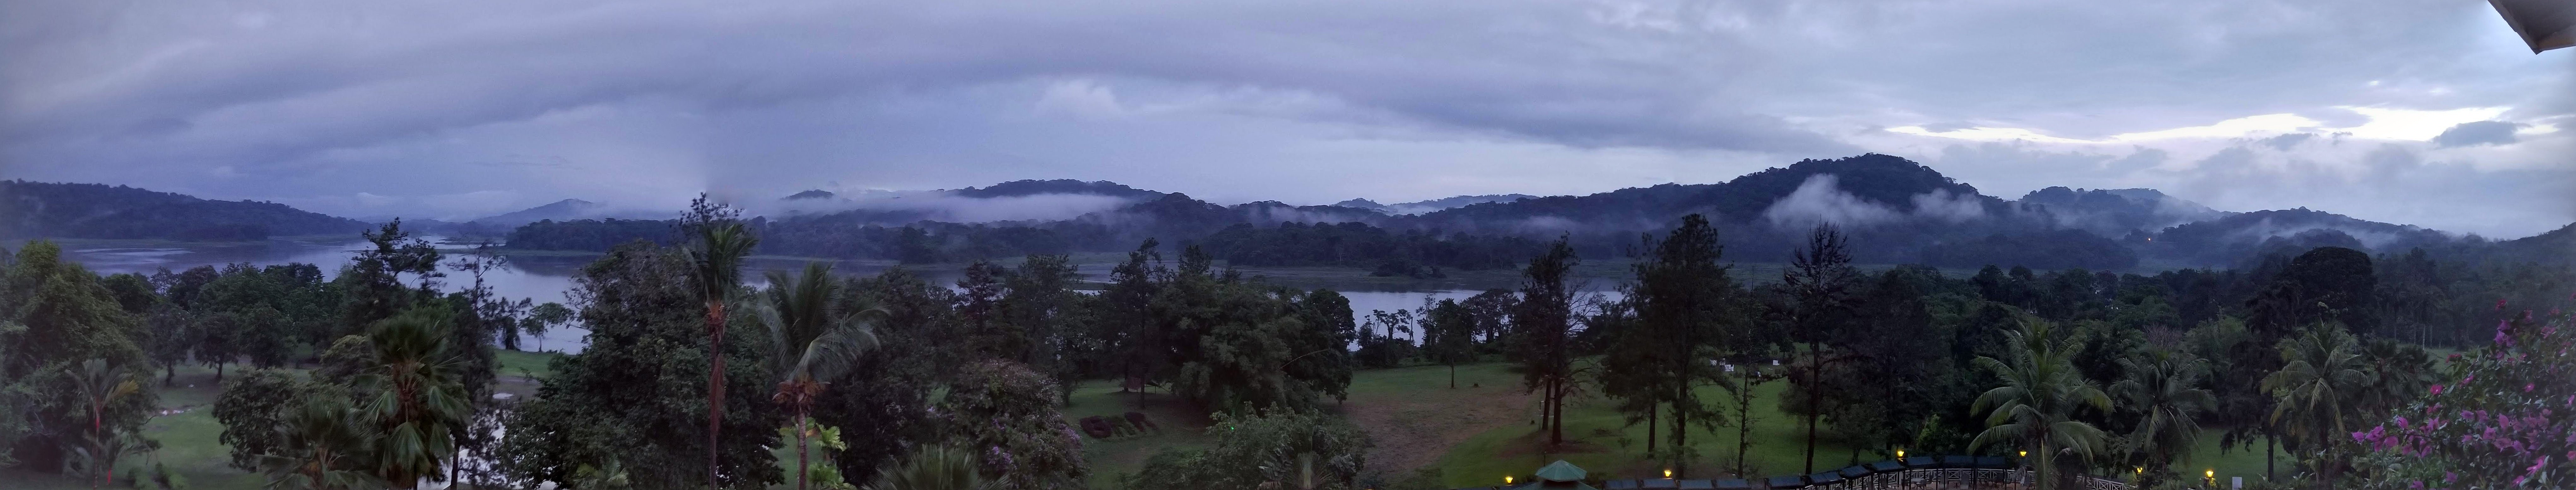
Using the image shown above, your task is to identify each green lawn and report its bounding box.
[1426,373,1866,487]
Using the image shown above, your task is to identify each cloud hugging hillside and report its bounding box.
[487,154,2569,273]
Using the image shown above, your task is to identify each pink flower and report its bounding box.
[2528,383,2538,392]
[2431,384,2444,395]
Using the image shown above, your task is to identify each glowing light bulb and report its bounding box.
[1505,476,1513,485]
[1895,449,1905,458]
[2019,451,2027,458]
[1663,469,1673,478]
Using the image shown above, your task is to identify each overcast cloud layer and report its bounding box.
[3,0,2571,236]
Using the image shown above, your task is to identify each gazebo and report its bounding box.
[1512,460,1599,490]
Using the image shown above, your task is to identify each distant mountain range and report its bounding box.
[1334,194,1539,215]
[0,181,369,241]
[466,198,666,229]
[10,155,2570,273]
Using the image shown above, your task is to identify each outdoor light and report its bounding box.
[2136,467,2144,474]
[2019,450,2027,458]
[1664,469,1673,478]
[1895,449,1905,458]
[1505,476,1514,485]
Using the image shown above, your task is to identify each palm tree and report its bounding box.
[687,211,758,489]
[67,358,139,488]
[760,262,884,490]
[2110,349,2215,487]
[258,397,380,490]
[1969,318,2112,490]
[357,308,471,489]
[2260,325,2369,488]
[863,444,984,490]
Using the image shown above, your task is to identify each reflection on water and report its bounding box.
[52,238,1625,354]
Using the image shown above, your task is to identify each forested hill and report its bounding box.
[485,153,2566,275]
[0,180,368,241]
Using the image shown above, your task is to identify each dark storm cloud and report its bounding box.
[2432,121,2525,147]
[0,0,2569,236]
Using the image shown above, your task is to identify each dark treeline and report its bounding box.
[0,180,370,241]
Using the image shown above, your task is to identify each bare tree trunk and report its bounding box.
[707,303,727,490]
[1647,403,1659,453]
[796,415,810,490]
[1803,344,1821,475]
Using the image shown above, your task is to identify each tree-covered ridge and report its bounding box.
[0,180,369,241]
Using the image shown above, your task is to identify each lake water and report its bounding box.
[50,238,1606,352]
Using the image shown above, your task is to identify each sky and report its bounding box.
[3,0,2572,237]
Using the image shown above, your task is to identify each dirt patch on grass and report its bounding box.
[1342,381,1539,475]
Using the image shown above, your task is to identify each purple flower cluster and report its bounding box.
[2354,301,2575,489]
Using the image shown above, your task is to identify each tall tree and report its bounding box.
[1421,299,1477,389]
[2109,349,2214,488]
[357,307,472,489]
[683,195,758,489]
[498,242,782,489]
[758,262,883,490]
[66,358,140,488]
[2260,325,2370,489]
[1969,318,2112,490]
[1780,224,1859,474]
[257,396,380,490]
[1603,214,1735,474]
[1511,237,1581,448]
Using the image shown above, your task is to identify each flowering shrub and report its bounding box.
[2354,303,2573,489]
[932,359,1088,490]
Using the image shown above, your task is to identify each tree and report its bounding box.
[758,262,882,490]
[1122,410,1372,490]
[1601,214,1735,473]
[683,195,759,489]
[1511,237,1583,448]
[143,304,194,386]
[340,220,442,337]
[2109,349,2214,488]
[523,302,573,353]
[2260,324,2370,488]
[215,368,316,471]
[863,445,983,490]
[1420,299,1477,389]
[933,360,1086,490]
[67,358,142,488]
[498,242,781,489]
[0,242,154,473]
[1969,318,2112,490]
[1780,224,1859,474]
[356,307,473,489]
[1002,254,1088,396]
[257,396,379,490]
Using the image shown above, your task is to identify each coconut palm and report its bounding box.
[863,444,984,490]
[687,208,758,489]
[1969,318,2112,490]
[258,397,380,490]
[356,308,471,489]
[66,358,139,488]
[2110,349,2215,487]
[759,262,883,490]
[2260,325,2370,488]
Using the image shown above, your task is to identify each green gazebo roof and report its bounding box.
[1535,460,1587,481]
